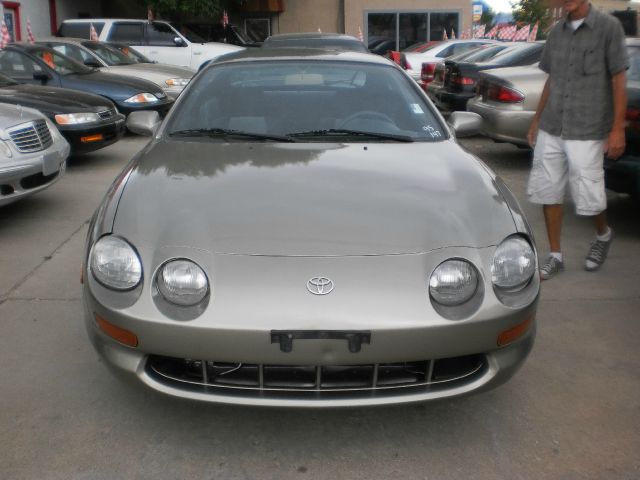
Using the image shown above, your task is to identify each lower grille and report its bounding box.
[147,354,487,398]
[8,119,53,153]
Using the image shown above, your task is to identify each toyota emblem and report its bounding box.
[307,277,334,295]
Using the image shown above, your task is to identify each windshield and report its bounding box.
[31,47,92,75]
[167,60,446,142]
[0,73,17,86]
[175,24,205,43]
[83,42,137,66]
[109,44,152,63]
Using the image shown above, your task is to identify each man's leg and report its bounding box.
[543,204,564,253]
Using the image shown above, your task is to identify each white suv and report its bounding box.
[58,19,243,69]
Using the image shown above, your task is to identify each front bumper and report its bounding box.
[467,98,533,147]
[83,246,539,407]
[0,141,69,207]
[59,114,126,154]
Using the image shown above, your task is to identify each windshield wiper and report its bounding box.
[169,128,297,142]
[289,129,414,142]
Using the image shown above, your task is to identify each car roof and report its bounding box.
[265,33,361,41]
[211,47,393,66]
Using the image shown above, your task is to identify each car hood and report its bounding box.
[62,71,164,99]
[0,83,114,115]
[0,103,43,132]
[113,140,517,256]
[104,63,195,82]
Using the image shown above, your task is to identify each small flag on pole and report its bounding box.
[357,26,364,42]
[147,8,154,23]
[317,27,322,33]
[497,24,517,41]
[473,25,486,39]
[27,20,35,44]
[442,29,448,41]
[89,23,99,41]
[0,22,11,49]
[451,29,456,40]
[527,21,539,42]
[222,10,229,27]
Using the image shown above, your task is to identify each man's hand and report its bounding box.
[527,118,539,147]
[605,127,625,160]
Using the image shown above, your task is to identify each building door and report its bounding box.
[2,2,22,41]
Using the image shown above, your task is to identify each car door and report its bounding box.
[144,22,191,68]
[0,49,61,87]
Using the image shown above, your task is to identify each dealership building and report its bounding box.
[1,0,638,48]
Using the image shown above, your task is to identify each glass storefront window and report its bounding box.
[429,13,459,41]
[399,13,429,51]
[366,11,460,51]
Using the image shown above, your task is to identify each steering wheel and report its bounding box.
[338,110,396,129]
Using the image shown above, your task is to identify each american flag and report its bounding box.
[357,26,364,42]
[1,21,12,49]
[485,25,499,39]
[513,24,530,41]
[474,25,486,39]
[89,23,99,41]
[451,29,456,40]
[147,8,154,23]
[222,10,229,27]
[528,21,539,42]
[461,28,472,39]
[498,24,517,41]
[27,20,35,44]
[442,29,448,41]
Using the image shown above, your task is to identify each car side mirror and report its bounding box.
[173,36,186,47]
[447,111,482,138]
[33,72,52,85]
[126,111,161,136]
[83,59,102,68]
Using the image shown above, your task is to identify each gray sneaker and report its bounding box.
[585,230,613,271]
[540,255,564,281]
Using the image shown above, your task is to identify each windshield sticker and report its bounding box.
[411,103,424,114]
[423,125,442,138]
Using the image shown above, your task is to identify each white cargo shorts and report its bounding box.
[527,129,606,216]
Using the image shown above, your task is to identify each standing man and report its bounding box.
[527,0,628,280]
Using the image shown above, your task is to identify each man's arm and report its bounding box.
[527,77,551,147]
[606,70,627,160]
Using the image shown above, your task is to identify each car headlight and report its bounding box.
[157,259,209,306]
[0,140,12,158]
[491,236,536,291]
[124,93,159,104]
[90,236,142,290]
[54,112,101,125]
[165,78,189,87]
[429,259,479,306]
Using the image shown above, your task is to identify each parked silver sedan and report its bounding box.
[37,38,195,100]
[0,103,69,207]
[467,64,547,147]
[83,48,539,407]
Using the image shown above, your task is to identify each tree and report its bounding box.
[511,0,553,39]
[141,0,224,22]
[480,5,496,29]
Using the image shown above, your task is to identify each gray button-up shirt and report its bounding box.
[539,6,629,140]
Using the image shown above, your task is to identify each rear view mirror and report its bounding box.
[126,111,161,136]
[83,59,102,68]
[447,112,482,138]
[33,72,51,84]
[173,36,186,47]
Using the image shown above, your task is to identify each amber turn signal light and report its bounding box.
[95,314,138,347]
[81,133,104,143]
[497,316,533,347]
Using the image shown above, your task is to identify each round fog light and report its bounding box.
[157,259,209,306]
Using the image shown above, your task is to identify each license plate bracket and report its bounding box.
[271,330,371,353]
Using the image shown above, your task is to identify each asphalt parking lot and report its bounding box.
[1,134,639,480]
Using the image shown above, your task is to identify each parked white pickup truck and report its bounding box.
[58,19,243,70]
